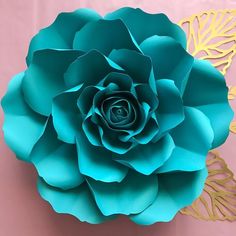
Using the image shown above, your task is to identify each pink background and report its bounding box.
[0,0,236,235]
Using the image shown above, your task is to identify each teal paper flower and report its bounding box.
[1,8,234,225]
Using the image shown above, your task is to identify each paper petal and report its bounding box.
[157,107,213,173]
[133,116,159,145]
[105,7,186,48]
[22,49,82,116]
[87,171,158,216]
[77,86,101,115]
[98,126,134,155]
[64,50,123,88]
[76,136,128,183]
[73,19,140,55]
[109,49,154,84]
[155,79,184,137]
[183,59,234,148]
[102,72,133,91]
[140,35,193,92]
[130,168,207,225]
[37,178,113,224]
[52,85,83,144]
[82,115,103,147]
[27,9,101,65]
[115,134,174,175]
[31,119,84,190]
[135,84,159,112]
[1,72,47,161]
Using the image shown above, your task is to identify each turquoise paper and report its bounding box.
[1,7,234,225]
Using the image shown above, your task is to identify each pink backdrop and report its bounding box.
[0,0,236,235]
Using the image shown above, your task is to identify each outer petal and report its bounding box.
[105,7,186,48]
[27,9,101,65]
[1,72,47,161]
[140,36,193,92]
[157,107,213,173]
[183,59,234,148]
[155,79,184,137]
[22,49,82,116]
[87,171,158,216]
[52,85,83,144]
[115,134,175,175]
[130,168,207,225]
[37,179,114,224]
[30,119,84,190]
[73,19,140,55]
[64,50,123,88]
[76,136,128,183]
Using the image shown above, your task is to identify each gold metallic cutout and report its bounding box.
[228,87,236,133]
[179,10,236,135]
[180,151,236,221]
[230,121,236,134]
[179,9,236,76]
[179,10,236,221]
[228,86,236,100]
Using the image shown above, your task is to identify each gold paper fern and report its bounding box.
[179,10,236,221]
[179,9,236,75]
[180,151,236,221]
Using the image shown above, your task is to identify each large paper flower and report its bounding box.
[1,8,233,225]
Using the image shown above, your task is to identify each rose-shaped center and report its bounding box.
[105,99,128,121]
[112,107,127,118]
[101,96,136,129]
[79,74,160,154]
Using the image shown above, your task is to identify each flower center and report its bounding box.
[111,106,128,120]
[109,99,130,124]
[101,94,137,129]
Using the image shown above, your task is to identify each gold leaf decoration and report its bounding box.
[180,151,236,221]
[179,9,236,75]
[228,86,236,100]
[228,87,236,134]
[230,121,236,134]
[179,10,236,222]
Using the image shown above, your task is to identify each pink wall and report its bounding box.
[0,1,235,235]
